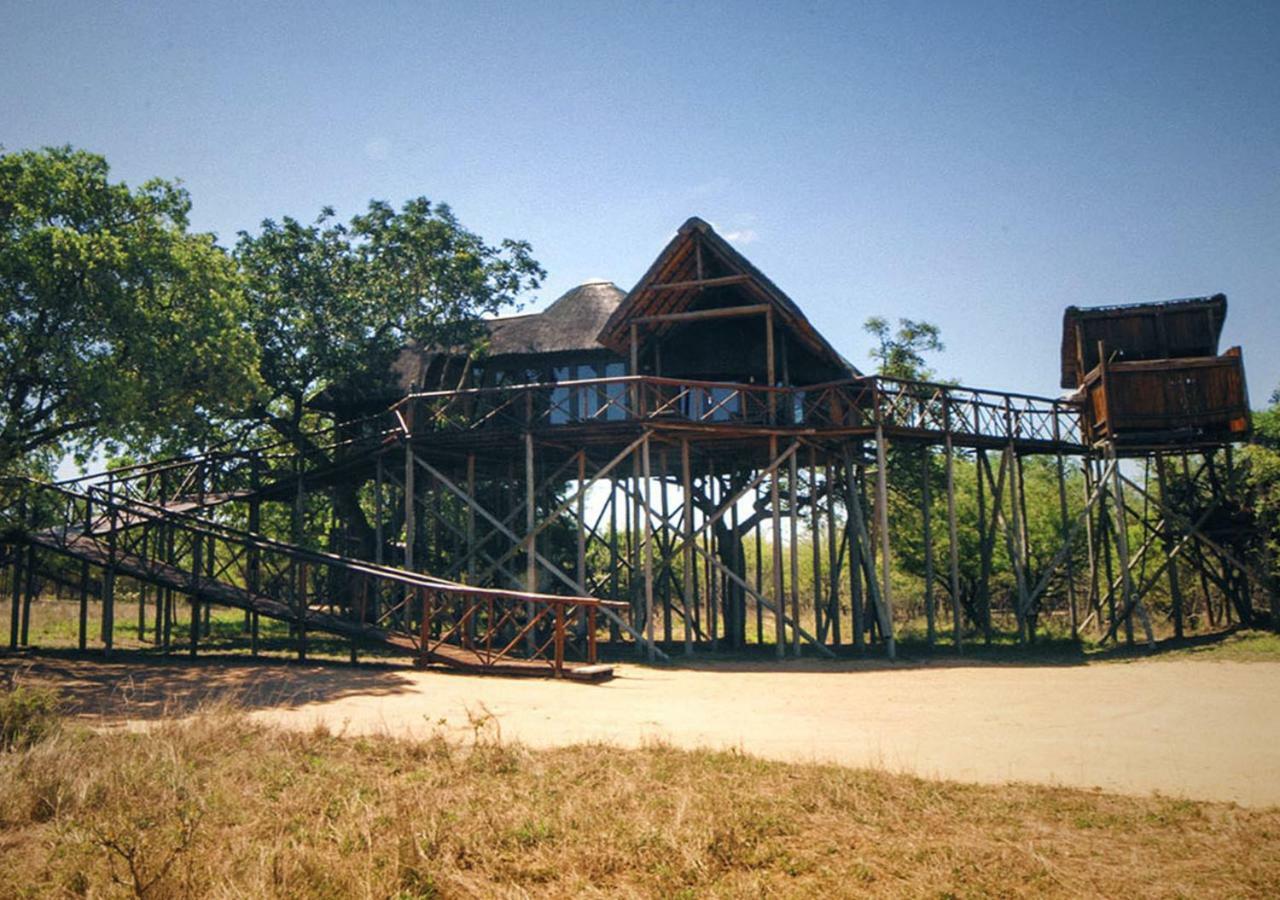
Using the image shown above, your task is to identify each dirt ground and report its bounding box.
[6,651,1278,808]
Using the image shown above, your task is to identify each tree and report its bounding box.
[233,199,545,556]
[1242,386,1280,625]
[863,316,944,381]
[234,198,544,450]
[0,146,259,474]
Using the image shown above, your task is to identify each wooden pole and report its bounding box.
[826,461,842,647]
[1055,447,1079,640]
[642,434,655,661]
[525,432,537,654]
[1108,448,1155,648]
[660,449,672,646]
[770,435,785,657]
[1155,453,1185,639]
[789,447,801,656]
[810,447,823,645]
[681,439,694,656]
[843,444,864,652]
[945,434,962,652]
[874,425,896,659]
[922,447,936,646]
[404,439,416,571]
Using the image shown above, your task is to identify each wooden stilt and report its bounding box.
[789,447,801,656]
[874,425,896,660]
[945,434,962,652]
[1155,453,1185,639]
[681,439,694,655]
[770,435,785,657]
[1055,446,1079,640]
[641,434,655,662]
[922,447,935,646]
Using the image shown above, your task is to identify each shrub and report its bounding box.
[0,681,62,751]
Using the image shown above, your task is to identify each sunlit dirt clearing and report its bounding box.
[9,653,1278,808]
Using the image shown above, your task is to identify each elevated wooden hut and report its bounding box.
[1062,295,1250,446]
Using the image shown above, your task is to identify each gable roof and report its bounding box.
[597,217,856,376]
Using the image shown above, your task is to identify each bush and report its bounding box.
[0,680,62,751]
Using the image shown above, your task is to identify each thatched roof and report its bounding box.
[388,281,625,394]
[1060,294,1227,389]
[486,280,625,357]
[597,217,857,379]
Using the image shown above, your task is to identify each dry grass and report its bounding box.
[0,696,1277,898]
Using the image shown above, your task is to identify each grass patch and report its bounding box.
[0,691,1277,897]
[0,674,60,752]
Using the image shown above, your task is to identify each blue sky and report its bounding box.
[4,0,1277,402]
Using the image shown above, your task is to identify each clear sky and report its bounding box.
[4,1,1277,402]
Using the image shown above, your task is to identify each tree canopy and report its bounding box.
[233,199,544,451]
[0,146,259,473]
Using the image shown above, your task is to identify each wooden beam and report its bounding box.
[643,274,752,293]
[631,302,770,329]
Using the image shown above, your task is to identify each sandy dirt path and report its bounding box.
[9,654,1279,807]
[249,659,1280,807]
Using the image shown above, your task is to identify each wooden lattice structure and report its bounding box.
[1,218,1266,674]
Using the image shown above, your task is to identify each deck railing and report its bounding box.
[392,375,1084,450]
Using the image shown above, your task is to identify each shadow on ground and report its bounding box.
[0,649,421,720]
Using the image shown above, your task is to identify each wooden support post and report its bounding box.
[770,435,785,657]
[1108,448,1155,648]
[945,434,962,652]
[248,461,261,658]
[976,447,989,642]
[525,432,537,654]
[642,434,655,662]
[1006,446,1031,643]
[660,449,672,646]
[575,452,586,592]
[102,499,116,654]
[754,497,764,645]
[609,475,621,641]
[810,447,823,645]
[404,439,415,571]
[842,444,865,652]
[1082,457,1103,634]
[1055,448,1079,640]
[826,461,842,647]
[681,439,694,656]
[874,425,896,659]
[789,447,801,656]
[922,447,936,646]
[1155,453,1185,639]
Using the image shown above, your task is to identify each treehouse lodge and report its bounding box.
[2,218,1260,679]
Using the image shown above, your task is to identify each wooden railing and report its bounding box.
[2,477,618,675]
[392,374,1085,450]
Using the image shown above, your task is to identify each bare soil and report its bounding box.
[6,651,1278,808]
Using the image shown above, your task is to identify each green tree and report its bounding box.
[1243,386,1280,624]
[234,198,544,450]
[233,199,545,557]
[863,316,944,381]
[0,146,259,474]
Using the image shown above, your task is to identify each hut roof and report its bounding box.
[1060,294,1227,389]
[486,280,625,357]
[388,280,625,395]
[597,217,857,377]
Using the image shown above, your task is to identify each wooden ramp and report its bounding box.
[21,529,614,682]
